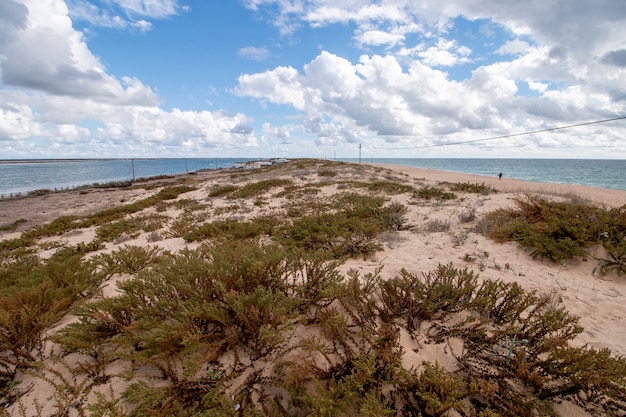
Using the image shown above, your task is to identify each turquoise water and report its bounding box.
[1,158,625,196]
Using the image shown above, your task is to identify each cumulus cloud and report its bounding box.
[2,0,625,158]
[0,0,160,106]
[237,51,504,138]
[0,0,260,157]
[233,0,626,154]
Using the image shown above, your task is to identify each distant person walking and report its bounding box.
[498,172,502,181]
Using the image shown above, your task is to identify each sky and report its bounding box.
[1,0,625,159]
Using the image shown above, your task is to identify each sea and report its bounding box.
[0,158,624,197]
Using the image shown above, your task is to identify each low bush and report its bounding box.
[483,195,625,270]
[49,254,626,416]
[208,184,238,197]
[228,178,293,199]
[414,186,457,201]
[0,249,103,388]
[448,182,497,195]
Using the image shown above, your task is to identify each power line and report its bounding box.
[365,115,626,150]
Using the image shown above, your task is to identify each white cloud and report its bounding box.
[2,0,626,158]
[496,39,531,56]
[238,46,271,62]
[111,0,180,19]
[66,0,183,30]
[355,30,404,47]
[418,39,472,67]
[0,0,160,106]
[236,47,625,154]
[236,66,306,109]
[0,0,260,157]
[67,0,153,31]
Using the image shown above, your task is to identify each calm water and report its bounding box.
[0,158,252,196]
[0,158,625,196]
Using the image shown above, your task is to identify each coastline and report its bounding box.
[375,163,626,207]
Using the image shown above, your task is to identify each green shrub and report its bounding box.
[0,237,36,263]
[208,184,238,197]
[93,245,169,276]
[184,218,272,242]
[484,195,625,267]
[0,250,102,387]
[228,178,293,199]
[414,186,457,200]
[448,182,497,195]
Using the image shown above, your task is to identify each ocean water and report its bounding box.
[0,158,624,197]
[343,158,626,192]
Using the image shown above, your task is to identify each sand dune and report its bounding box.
[1,160,624,417]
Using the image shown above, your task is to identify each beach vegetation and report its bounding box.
[318,169,338,177]
[448,182,498,195]
[21,185,196,240]
[414,186,457,200]
[338,180,416,195]
[276,194,408,259]
[227,178,293,199]
[184,218,273,242]
[41,251,626,416]
[0,249,103,389]
[483,195,626,271]
[0,237,36,263]
[423,218,452,232]
[95,213,167,242]
[0,219,27,232]
[276,184,322,200]
[208,184,238,197]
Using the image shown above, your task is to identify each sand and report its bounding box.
[0,161,624,416]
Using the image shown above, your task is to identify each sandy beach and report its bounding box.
[0,160,624,416]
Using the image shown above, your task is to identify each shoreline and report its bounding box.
[2,158,625,197]
[375,163,626,207]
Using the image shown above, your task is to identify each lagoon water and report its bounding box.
[0,158,252,196]
[0,158,625,196]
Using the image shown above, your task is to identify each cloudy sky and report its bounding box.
[1,0,625,159]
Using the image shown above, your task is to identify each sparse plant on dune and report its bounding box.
[483,195,625,272]
[414,186,457,201]
[448,182,498,195]
[227,178,293,199]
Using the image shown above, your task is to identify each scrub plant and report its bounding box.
[0,249,103,389]
[448,182,497,195]
[414,186,457,201]
[46,244,626,416]
[227,178,293,199]
[484,195,626,271]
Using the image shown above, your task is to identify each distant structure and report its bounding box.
[235,158,289,170]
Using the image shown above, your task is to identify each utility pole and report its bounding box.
[359,144,362,164]
[131,159,135,182]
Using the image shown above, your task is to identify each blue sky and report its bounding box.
[1,0,625,159]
